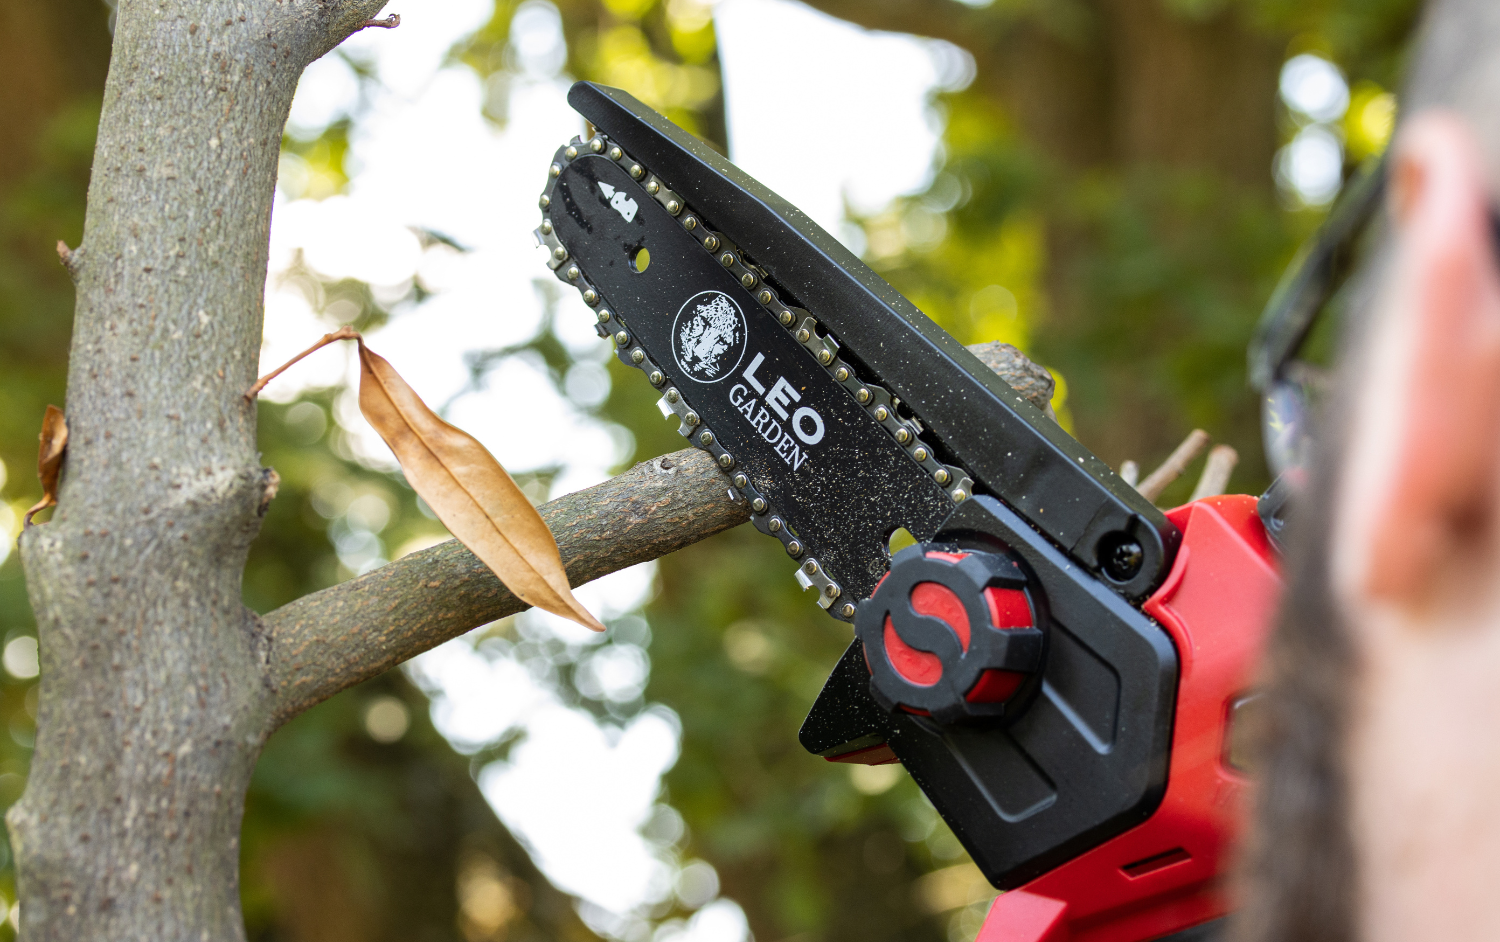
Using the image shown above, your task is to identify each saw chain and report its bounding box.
[532,83,1281,942]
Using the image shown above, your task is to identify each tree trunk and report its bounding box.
[11,2,385,937]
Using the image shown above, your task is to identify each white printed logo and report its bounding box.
[671,291,747,384]
[598,181,638,223]
[729,352,825,472]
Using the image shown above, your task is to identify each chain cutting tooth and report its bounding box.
[794,315,840,365]
[535,224,567,270]
[945,471,975,504]
[654,387,698,437]
[794,558,842,609]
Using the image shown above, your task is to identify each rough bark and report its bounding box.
[11,1,387,939]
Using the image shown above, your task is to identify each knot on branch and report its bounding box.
[360,13,400,29]
[257,469,281,517]
[56,241,83,284]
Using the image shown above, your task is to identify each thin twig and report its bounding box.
[1119,460,1139,488]
[1137,429,1211,502]
[244,325,359,400]
[1189,445,1239,501]
[360,13,400,29]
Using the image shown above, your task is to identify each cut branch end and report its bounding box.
[1137,429,1212,502]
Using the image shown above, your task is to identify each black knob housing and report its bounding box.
[857,545,1045,725]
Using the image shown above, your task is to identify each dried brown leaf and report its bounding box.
[353,340,605,632]
[24,405,68,527]
[247,329,604,632]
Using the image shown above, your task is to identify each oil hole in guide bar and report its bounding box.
[633,247,651,272]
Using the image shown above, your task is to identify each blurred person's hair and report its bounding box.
[1234,2,1500,940]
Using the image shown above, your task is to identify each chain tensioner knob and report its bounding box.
[856,544,1046,725]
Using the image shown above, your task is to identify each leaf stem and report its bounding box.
[243,324,360,400]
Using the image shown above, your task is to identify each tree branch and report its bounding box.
[261,447,746,723]
[260,342,1057,725]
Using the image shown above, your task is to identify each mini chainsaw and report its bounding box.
[534,82,1281,942]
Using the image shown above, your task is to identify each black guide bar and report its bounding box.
[568,82,1180,600]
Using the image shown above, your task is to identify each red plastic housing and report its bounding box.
[974,495,1281,942]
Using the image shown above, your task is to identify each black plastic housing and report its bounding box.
[802,497,1178,889]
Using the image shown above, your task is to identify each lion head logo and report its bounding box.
[671,291,747,384]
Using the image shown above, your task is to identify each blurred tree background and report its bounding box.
[0,1,1418,941]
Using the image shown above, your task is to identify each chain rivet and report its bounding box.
[609,146,623,160]
[647,181,660,195]
[597,309,612,323]
[825,584,841,599]
[934,469,951,485]
[583,289,599,305]
[566,266,580,280]
[718,453,734,469]
[539,194,550,209]
[565,146,578,160]
[549,163,562,177]
[751,498,767,514]
[734,473,748,488]
[666,389,681,403]
[631,349,645,364]
[720,252,736,268]
[952,489,968,502]
[552,246,567,261]
[913,447,928,461]
[779,311,794,326]
[685,412,700,426]
[704,235,720,251]
[741,272,757,288]
[834,367,850,381]
[815,350,832,365]
[895,428,912,444]
[786,540,803,558]
[855,388,870,403]
[874,406,889,421]
[839,602,856,618]
[615,330,630,346]
[758,290,773,304]
[699,431,715,446]
[768,517,783,533]
[629,164,644,179]
[540,220,553,234]
[683,216,698,229]
[802,560,819,575]
[649,371,665,386]
[667,200,682,215]
[590,138,604,153]
[796,329,811,343]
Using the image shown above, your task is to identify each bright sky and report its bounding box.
[261,3,962,939]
